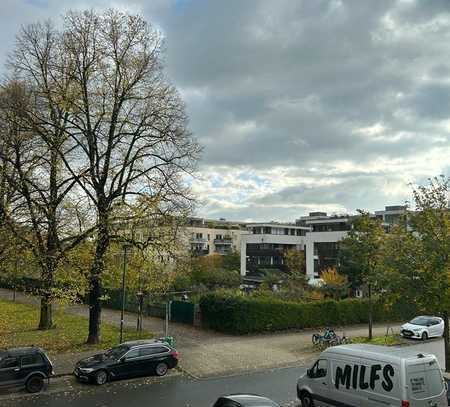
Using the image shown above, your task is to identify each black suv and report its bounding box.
[0,347,53,393]
[74,339,178,385]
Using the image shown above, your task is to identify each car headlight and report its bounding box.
[413,330,421,334]
[79,368,95,373]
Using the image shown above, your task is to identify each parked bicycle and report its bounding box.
[312,328,351,349]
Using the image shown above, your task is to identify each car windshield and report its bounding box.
[410,317,430,326]
[104,345,128,359]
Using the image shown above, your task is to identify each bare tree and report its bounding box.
[8,10,199,343]
[0,80,92,328]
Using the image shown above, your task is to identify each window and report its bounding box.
[125,349,140,359]
[195,233,203,239]
[216,234,222,240]
[139,346,169,357]
[310,359,327,378]
[0,357,19,369]
[21,354,43,366]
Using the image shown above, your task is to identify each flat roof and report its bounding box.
[247,223,310,229]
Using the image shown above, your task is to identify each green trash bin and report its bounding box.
[159,336,174,347]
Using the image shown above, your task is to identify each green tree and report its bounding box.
[319,267,350,300]
[10,10,199,343]
[383,176,450,371]
[284,248,307,288]
[338,211,386,339]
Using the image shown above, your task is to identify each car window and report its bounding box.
[139,346,169,357]
[212,398,240,407]
[125,349,140,359]
[21,354,44,366]
[410,317,429,326]
[0,357,19,369]
[310,359,327,378]
[104,345,129,359]
[431,319,440,326]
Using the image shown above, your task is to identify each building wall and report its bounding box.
[240,224,309,277]
[185,226,244,256]
[304,230,349,281]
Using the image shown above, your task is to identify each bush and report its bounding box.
[199,293,417,334]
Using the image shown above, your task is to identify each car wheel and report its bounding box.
[155,362,168,376]
[300,391,315,407]
[94,370,108,385]
[26,375,45,393]
[421,331,428,341]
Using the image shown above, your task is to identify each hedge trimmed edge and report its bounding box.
[199,293,416,334]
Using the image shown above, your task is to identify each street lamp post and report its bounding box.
[120,243,132,344]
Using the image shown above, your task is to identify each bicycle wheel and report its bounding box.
[312,334,320,345]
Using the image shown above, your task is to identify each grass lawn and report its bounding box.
[0,299,152,355]
[351,334,405,346]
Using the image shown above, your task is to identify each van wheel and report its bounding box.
[94,370,108,385]
[421,331,428,341]
[26,375,45,393]
[300,391,314,407]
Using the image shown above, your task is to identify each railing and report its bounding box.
[214,238,232,244]
[190,237,208,243]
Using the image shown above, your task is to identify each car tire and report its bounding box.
[94,370,108,385]
[26,375,45,393]
[155,362,168,377]
[300,391,315,407]
[421,331,428,341]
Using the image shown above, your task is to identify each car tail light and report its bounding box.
[170,350,178,359]
[401,400,410,407]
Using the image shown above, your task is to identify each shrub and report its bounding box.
[199,293,417,334]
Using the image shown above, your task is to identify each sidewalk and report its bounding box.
[0,288,401,378]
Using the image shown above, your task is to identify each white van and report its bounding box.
[297,344,447,407]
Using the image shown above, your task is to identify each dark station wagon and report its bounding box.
[0,347,53,393]
[74,339,178,385]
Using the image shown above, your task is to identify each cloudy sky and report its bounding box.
[1,0,449,221]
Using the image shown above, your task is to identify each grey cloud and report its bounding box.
[1,0,449,221]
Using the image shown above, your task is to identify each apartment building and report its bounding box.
[297,213,351,281]
[185,217,245,256]
[239,222,310,283]
[239,205,407,284]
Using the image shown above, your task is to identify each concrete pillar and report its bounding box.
[305,235,315,282]
[240,234,247,277]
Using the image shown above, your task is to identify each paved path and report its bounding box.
[0,288,402,378]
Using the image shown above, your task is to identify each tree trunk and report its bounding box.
[86,274,102,344]
[39,146,58,330]
[86,209,110,344]
[38,294,53,330]
[38,258,56,330]
[443,310,450,372]
[368,283,373,340]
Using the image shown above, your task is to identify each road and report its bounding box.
[1,339,446,407]
[1,366,306,407]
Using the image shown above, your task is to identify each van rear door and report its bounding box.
[406,360,447,407]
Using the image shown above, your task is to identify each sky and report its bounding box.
[1,0,449,222]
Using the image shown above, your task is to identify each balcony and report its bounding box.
[191,237,208,243]
[215,247,232,255]
[214,238,232,245]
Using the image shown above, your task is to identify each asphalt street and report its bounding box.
[1,339,446,407]
[1,366,306,407]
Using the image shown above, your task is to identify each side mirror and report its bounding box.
[307,369,312,378]
[119,356,126,363]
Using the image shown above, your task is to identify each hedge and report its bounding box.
[199,293,418,334]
